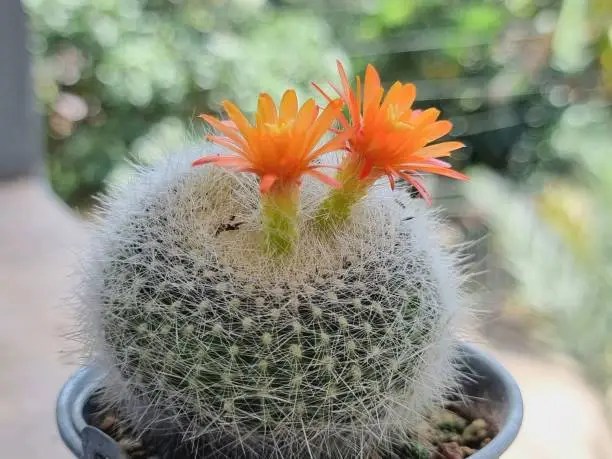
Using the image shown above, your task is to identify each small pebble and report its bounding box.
[437,431,462,443]
[438,441,464,459]
[433,409,468,432]
[462,418,488,443]
[99,414,117,432]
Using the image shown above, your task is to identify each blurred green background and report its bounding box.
[27,0,594,206]
[25,0,612,414]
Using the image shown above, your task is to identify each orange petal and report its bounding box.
[207,156,250,167]
[294,98,319,134]
[417,141,464,158]
[359,160,374,179]
[379,130,419,161]
[313,82,350,130]
[405,164,468,180]
[312,82,334,103]
[355,75,362,117]
[305,168,341,188]
[398,109,416,123]
[192,155,251,169]
[397,171,432,204]
[396,83,416,111]
[363,64,383,116]
[304,99,344,153]
[375,81,413,128]
[421,120,453,143]
[256,93,278,127]
[200,114,247,149]
[220,120,237,128]
[379,81,404,113]
[413,108,440,126]
[328,80,347,103]
[223,101,254,138]
[307,129,351,160]
[259,174,278,193]
[192,155,221,166]
[336,60,359,124]
[279,89,298,123]
[426,158,452,168]
[207,136,246,156]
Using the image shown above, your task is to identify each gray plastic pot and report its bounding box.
[57,343,523,459]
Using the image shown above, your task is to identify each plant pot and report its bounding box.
[56,343,523,459]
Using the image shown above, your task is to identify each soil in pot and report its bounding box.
[84,395,498,459]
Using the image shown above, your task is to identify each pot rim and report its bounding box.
[461,343,523,459]
[56,343,523,458]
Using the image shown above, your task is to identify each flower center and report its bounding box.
[387,105,414,130]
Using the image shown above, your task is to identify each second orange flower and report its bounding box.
[314,61,467,203]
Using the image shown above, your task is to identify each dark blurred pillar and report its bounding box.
[0,0,44,180]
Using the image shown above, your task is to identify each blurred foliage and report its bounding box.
[464,102,612,404]
[26,0,609,209]
[322,0,568,179]
[463,0,612,409]
[24,0,348,206]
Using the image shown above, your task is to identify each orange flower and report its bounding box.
[193,90,347,194]
[313,61,467,202]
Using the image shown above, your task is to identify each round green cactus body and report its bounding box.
[79,147,468,458]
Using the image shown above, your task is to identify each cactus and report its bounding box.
[77,62,470,458]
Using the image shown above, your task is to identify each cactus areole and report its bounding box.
[61,63,521,458]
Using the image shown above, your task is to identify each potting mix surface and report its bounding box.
[86,397,497,459]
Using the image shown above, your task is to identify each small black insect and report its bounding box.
[215,215,244,236]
